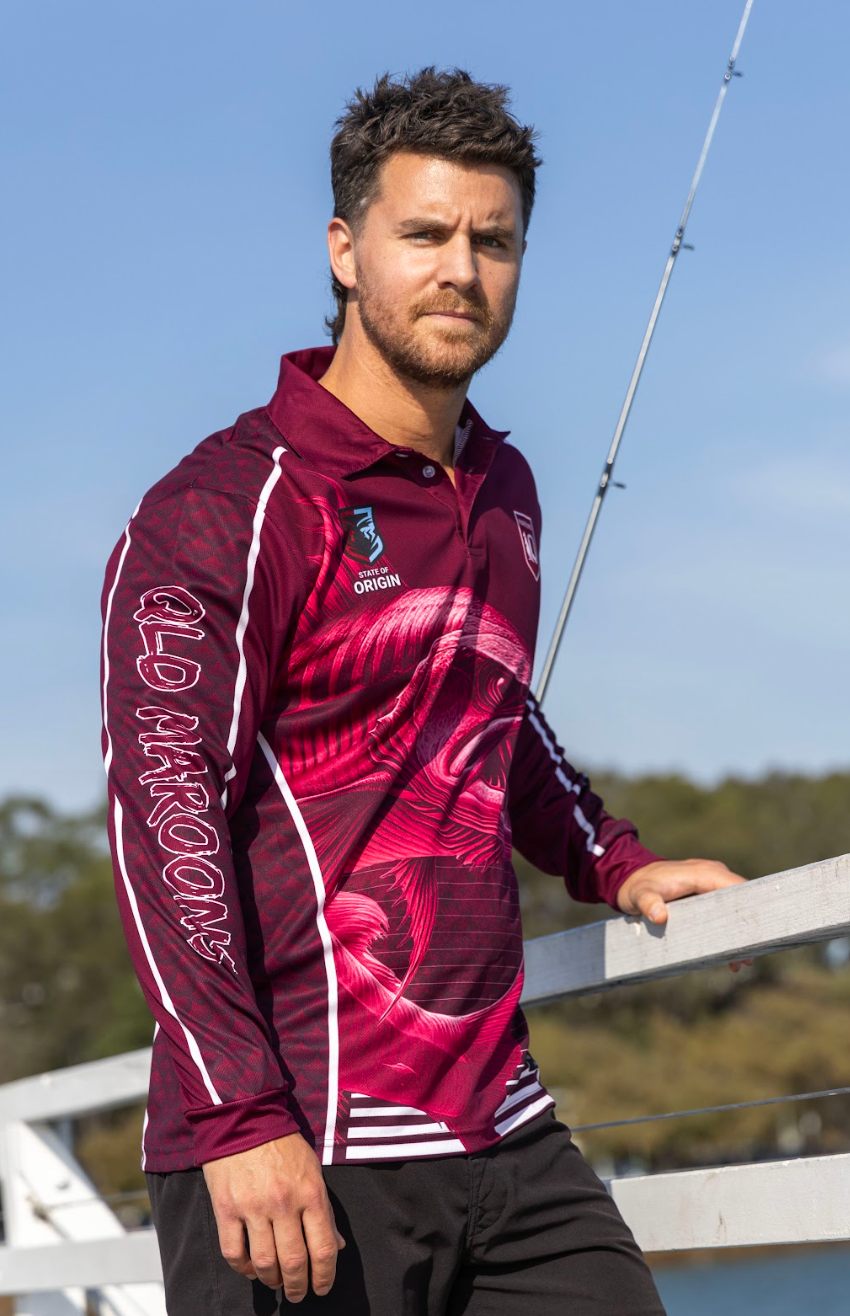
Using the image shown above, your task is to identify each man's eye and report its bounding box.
[475,236,504,249]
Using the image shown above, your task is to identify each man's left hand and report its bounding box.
[615,859,752,971]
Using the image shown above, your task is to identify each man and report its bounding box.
[101,68,743,1314]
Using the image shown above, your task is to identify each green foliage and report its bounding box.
[0,796,153,1083]
[528,958,850,1170]
[75,1103,150,1213]
[592,770,850,881]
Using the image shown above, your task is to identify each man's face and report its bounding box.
[339,152,526,388]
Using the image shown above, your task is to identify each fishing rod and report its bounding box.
[535,0,755,706]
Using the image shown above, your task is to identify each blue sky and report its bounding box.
[2,0,848,810]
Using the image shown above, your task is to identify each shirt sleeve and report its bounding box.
[101,479,307,1164]
[508,692,662,908]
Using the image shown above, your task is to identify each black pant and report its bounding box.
[147,1111,665,1315]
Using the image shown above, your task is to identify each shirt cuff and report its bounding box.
[593,831,663,910]
[188,1088,302,1165]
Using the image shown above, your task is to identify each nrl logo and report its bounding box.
[340,505,385,565]
[513,510,540,582]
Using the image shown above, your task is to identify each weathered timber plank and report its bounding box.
[610,1151,850,1251]
[521,854,850,1006]
[0,1232,163,1293]
[0,1049,152,1124]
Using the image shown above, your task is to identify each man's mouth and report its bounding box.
[422,309,480,323]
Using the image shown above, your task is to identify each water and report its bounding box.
[653,1247,850,1315]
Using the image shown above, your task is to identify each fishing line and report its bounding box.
[536,0,756,704]
[571,1084,850,1134]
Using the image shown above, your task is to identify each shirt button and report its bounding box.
[422,464,436,479]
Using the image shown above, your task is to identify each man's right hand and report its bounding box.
[202,1132,345,1302]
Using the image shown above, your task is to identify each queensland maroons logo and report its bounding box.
[340,506,385,565]
[513,511,540,581]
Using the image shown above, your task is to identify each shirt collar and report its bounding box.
[265,346,509,479]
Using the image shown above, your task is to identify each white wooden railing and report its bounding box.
[1,854,848,1310]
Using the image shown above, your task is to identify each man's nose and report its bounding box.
[435,234,479,293]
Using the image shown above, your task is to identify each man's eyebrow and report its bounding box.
[396,217,450,233]
[474,223,517,241]
[395,218,517,240]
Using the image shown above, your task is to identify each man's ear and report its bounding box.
[327,218,358,291]
[522,237,528,257]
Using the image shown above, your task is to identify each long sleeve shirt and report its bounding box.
[100,346,660,1170]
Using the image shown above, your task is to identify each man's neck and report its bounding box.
[318,323,468,469]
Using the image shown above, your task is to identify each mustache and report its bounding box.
[413,291,493,325]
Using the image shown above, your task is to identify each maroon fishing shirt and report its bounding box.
[101,346,659,1171]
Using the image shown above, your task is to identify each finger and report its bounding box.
[636,888,668,925]
[693,864,747,893]
[245,1218,283,1290]
[215,1214,254,1278]
[273,1220,310,1304]
[302,1201,343,1297]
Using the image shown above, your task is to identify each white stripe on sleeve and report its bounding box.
[525,698,605,857]
[222,446,287,804]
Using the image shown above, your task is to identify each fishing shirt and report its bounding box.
[101,346,660,1171]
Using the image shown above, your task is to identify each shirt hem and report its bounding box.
[139,1093,557,1172]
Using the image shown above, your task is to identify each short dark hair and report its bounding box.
[326,67,541,343]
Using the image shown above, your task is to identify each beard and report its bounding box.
[355,276,517,390]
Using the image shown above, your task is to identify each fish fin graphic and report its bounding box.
[379,858,438,1022]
